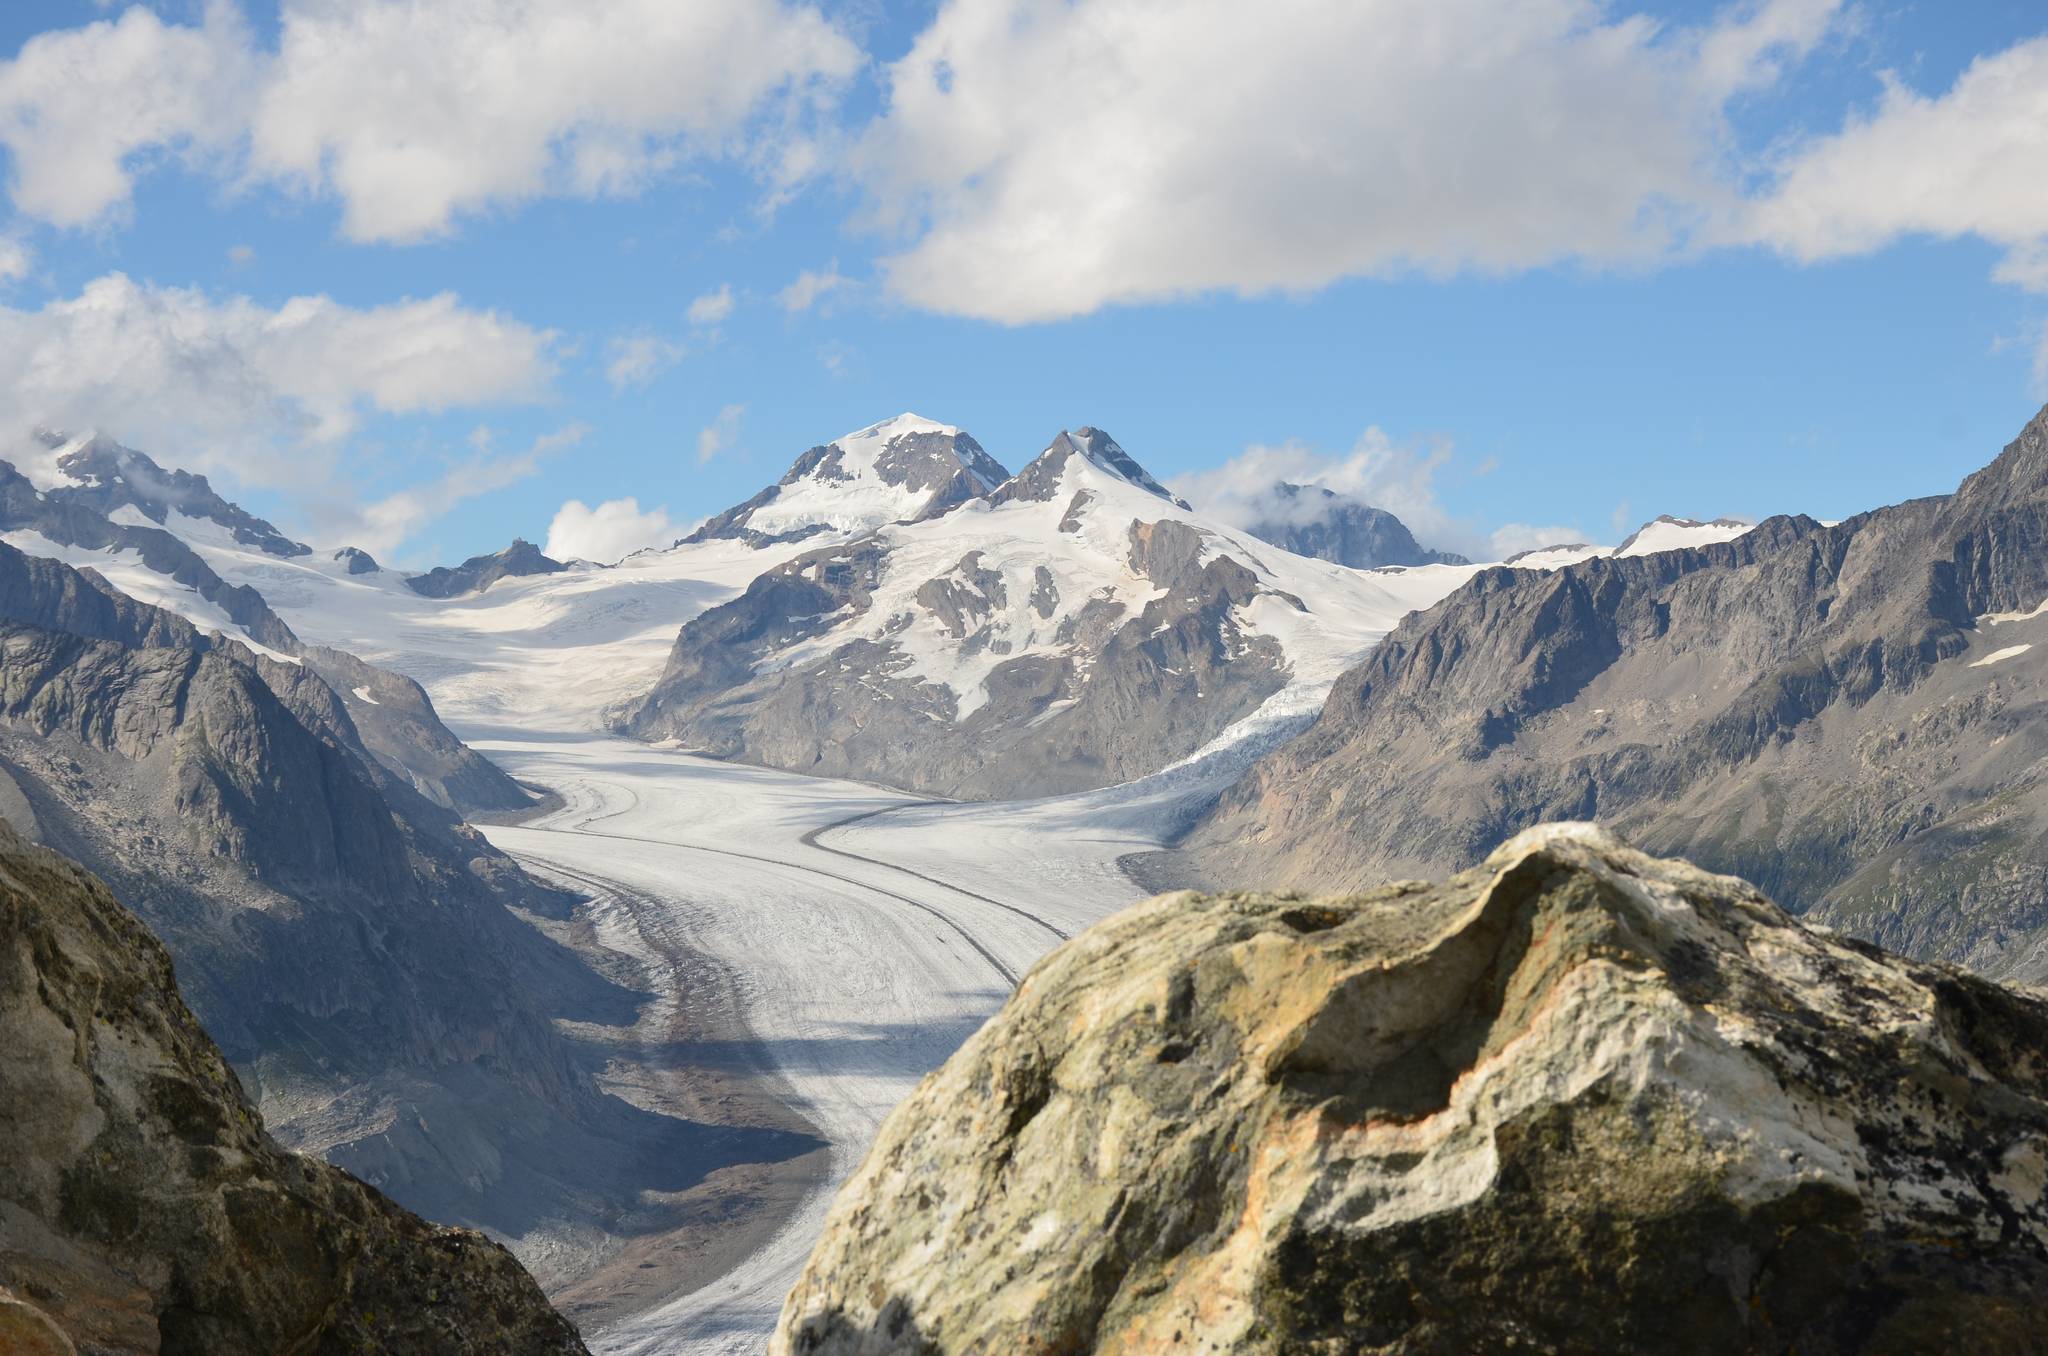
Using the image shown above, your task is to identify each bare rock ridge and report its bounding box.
[775,825,2048,1355]
[0,818,586,1354]
[1187,402,2048,982]
[405,537,567,598]
[1242,482,1470,568]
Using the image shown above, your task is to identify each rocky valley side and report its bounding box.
[0,818,586,1355]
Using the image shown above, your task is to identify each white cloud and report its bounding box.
[338,424,586,558]
[687,283,736,328]
[697,403,746,463]
[1489,523,1600,559]
[0,238,30,284]
[0,1,257,228]
[0,273,555,459]
[605,333,685,391]
[0,0,859,240]
[777,263,851,312]
[1739,37,2048,285]
[855,0,1844,322]
[252,0,861,243]
[544,495,683,563]
[1170,428,1469,552]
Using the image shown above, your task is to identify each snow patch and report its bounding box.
[1971,644,2032,669]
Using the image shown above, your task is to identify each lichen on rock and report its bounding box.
[774,823,2048,1355]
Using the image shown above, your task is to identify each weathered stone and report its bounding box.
[774,825,2048,1355]
[0,822,586,1355]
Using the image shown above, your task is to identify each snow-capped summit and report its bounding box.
[686,413,1011,547]
[15,429,310,558]
[994,427,1190,510]
[623,423,1481,799]
[1611,514,1755,558]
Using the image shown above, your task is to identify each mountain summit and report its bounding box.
[686,413,1010,547]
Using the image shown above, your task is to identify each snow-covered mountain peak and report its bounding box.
[686,414,1010,547]
[994,427,1193,511]
[1611,515,1754,558]
[7,429,310,559]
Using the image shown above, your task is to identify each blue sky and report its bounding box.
[0,0,2041,566]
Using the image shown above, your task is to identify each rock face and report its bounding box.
[684,414,1011,547]
[0,819,586,1355]
[624,427,1468,798]
[1242,483,1469,569]
[406,538,567,598]
[1188,404,2048,982]
[775,825,2048,1355]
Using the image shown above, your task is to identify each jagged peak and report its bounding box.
[1001,427,1191,509]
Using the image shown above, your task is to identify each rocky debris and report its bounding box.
[686,415,1010,547]
[1187,403,2048,983]
[406,538,567,598]
[0,820,587,1355]
[775,824,2048,1356]
[1243,482,1469,568]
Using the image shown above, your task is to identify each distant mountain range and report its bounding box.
[620,420,1477,797]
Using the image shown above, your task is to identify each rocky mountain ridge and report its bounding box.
[1186,403,2048,981]
[776,824,2048,1354]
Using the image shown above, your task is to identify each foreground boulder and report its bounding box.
[775,824,2048,1355]
[0,822,587,1355]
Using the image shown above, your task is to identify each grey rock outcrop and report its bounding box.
[0,819,586,1355]
[406,537,567,598]
[1242,483,1469,568]
[333,545,381,574]
[301,644,536,814]
[1187,403,2048,982]
[776,825,2048,1355]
